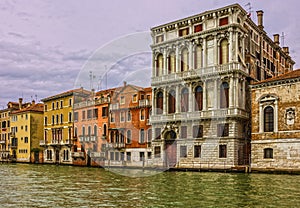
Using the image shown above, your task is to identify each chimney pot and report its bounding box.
[283,47,289,55]
[256,10,264,30]
[19,98,23,109]
[273,34,280,45]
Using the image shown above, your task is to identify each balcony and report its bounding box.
[95,97,110,105]
[40,140,46,146]
[150,108,249,123]
[151,62,247,85]
[90,136,96,142]
[139,99,151,107]
[90,152,105,158]
[109,103,119,111]
[73,100,95,109]
[113,143,125,149]
[0,140,5,144]
[72,152,85,158]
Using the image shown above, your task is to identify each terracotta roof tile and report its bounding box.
[253,69,300,85]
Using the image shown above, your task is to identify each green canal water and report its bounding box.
[0,164,300,207]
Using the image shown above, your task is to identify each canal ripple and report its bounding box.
[0,164,300,207]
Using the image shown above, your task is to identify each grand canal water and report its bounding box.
[0,164,300,207]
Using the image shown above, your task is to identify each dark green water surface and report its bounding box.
[0,164,299,207]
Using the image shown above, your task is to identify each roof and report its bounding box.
[41,88,90,102]
[252,69,300,86]
[11,103,44,114]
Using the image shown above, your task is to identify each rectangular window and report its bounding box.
[69,98,72,106]
[180,146,187,158]
[24,137,28,143]
[179,28,189,37]
[120,112,125,122]
[102,107,108,117]
[82,111,86,120]
[44,105,48,111]
[110,113,115,122]
[93,108,98,119]
[87,110,92,119]
[155,128,161,140]
[140,129,145,143]
[74,112,78,121]
[154,146,161,158]
[264,148,273,159]
[126,152,131,161]
[147,129,152,142]
[181,126,187,139]
[60,100,63,108]
[56,101,59,109]
[193,125,203,138]
[219,17,228,26]
[194,145,201,158]
[219,145,227,158]
[217,124,229,137]
[139,152,145,161]
[25,125,28,132]
[115,152,119,161]
[127,111,131,121]
[194,24,203,33]
[156,35,164,43]
[120,96,125,104]
[132,94,138,102]
[52,102,55,110]
[110,152,115,160]
[45,117,48,125]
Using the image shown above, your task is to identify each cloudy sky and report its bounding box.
[0,0,299,107]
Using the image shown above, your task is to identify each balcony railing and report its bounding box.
[109,103,119,111]
[90,136,96,142]
[151,62,247,84]
[72,152,85,158]
[73,100,95,109]
[139,99,151,107]
[95,97,110,105]
[113,143,125,149]
[0,140,6,144]
[150,108,249,122]
[90,152,105,158]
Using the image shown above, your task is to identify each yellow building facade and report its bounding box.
[41,88,90,164]
[10,100,43,162]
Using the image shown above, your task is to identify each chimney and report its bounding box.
[283,47,289,55]
[32,100,35,105]
[19,98,23,109]
[273,34,280,45]
[123,81,127,87]
[256,10,264,30]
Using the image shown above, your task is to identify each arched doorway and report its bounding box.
[55,149,60,164]
[164,130,177,167]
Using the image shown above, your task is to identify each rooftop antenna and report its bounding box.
[89,71,96,90]
[245,2,254,19]
[281,32,285,47]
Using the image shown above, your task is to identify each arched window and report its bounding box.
[264,106,274,132]
[168,52,176,74]
[156,92,163,115]
[194,86,203,111]
[82,126,85,136]
[88,126,91,137]
[168,90,176,114]
[181,88,189,112]
[60,114,63,124]
[220,82,229,108]
[220,39,229,64]
[194,45,202,69]
[156,54,164,76]
[181,48,189,71]
[126,130,131,144]
[94,125,98,137]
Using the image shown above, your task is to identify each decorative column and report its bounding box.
[242,79,246,109]
[163,88,167,115]
[176,46,180,73]
[176,86,180,113]
[163,48,168,75]
[259,103,263,133]
[229,76,234,108]
[228,28,233,62]
[214,79,218,109]
[203,80,207,111]
[188,83,193,112]
[214,35,218,65]
[202,38,207,67]
[189,42,193,71]
[235,32,239,62]
[152,88,156,114]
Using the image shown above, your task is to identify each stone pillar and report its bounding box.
[235,33,239,62]
[214,35,218,64]
[176,46,180,73]
[188,83,193,112]
[259,103,263,133]
[214,79,218,109]
[189,43,193,71]
[202,38,207,67]
[274,100,278,132]
[203,80,207,111]
[152,88,156,114]
[229,76,234,108]
[163,88,167,115]
[229,29,233,62]
[163,48,167,75]
[176,86,180,113]
[242,79,246,109]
